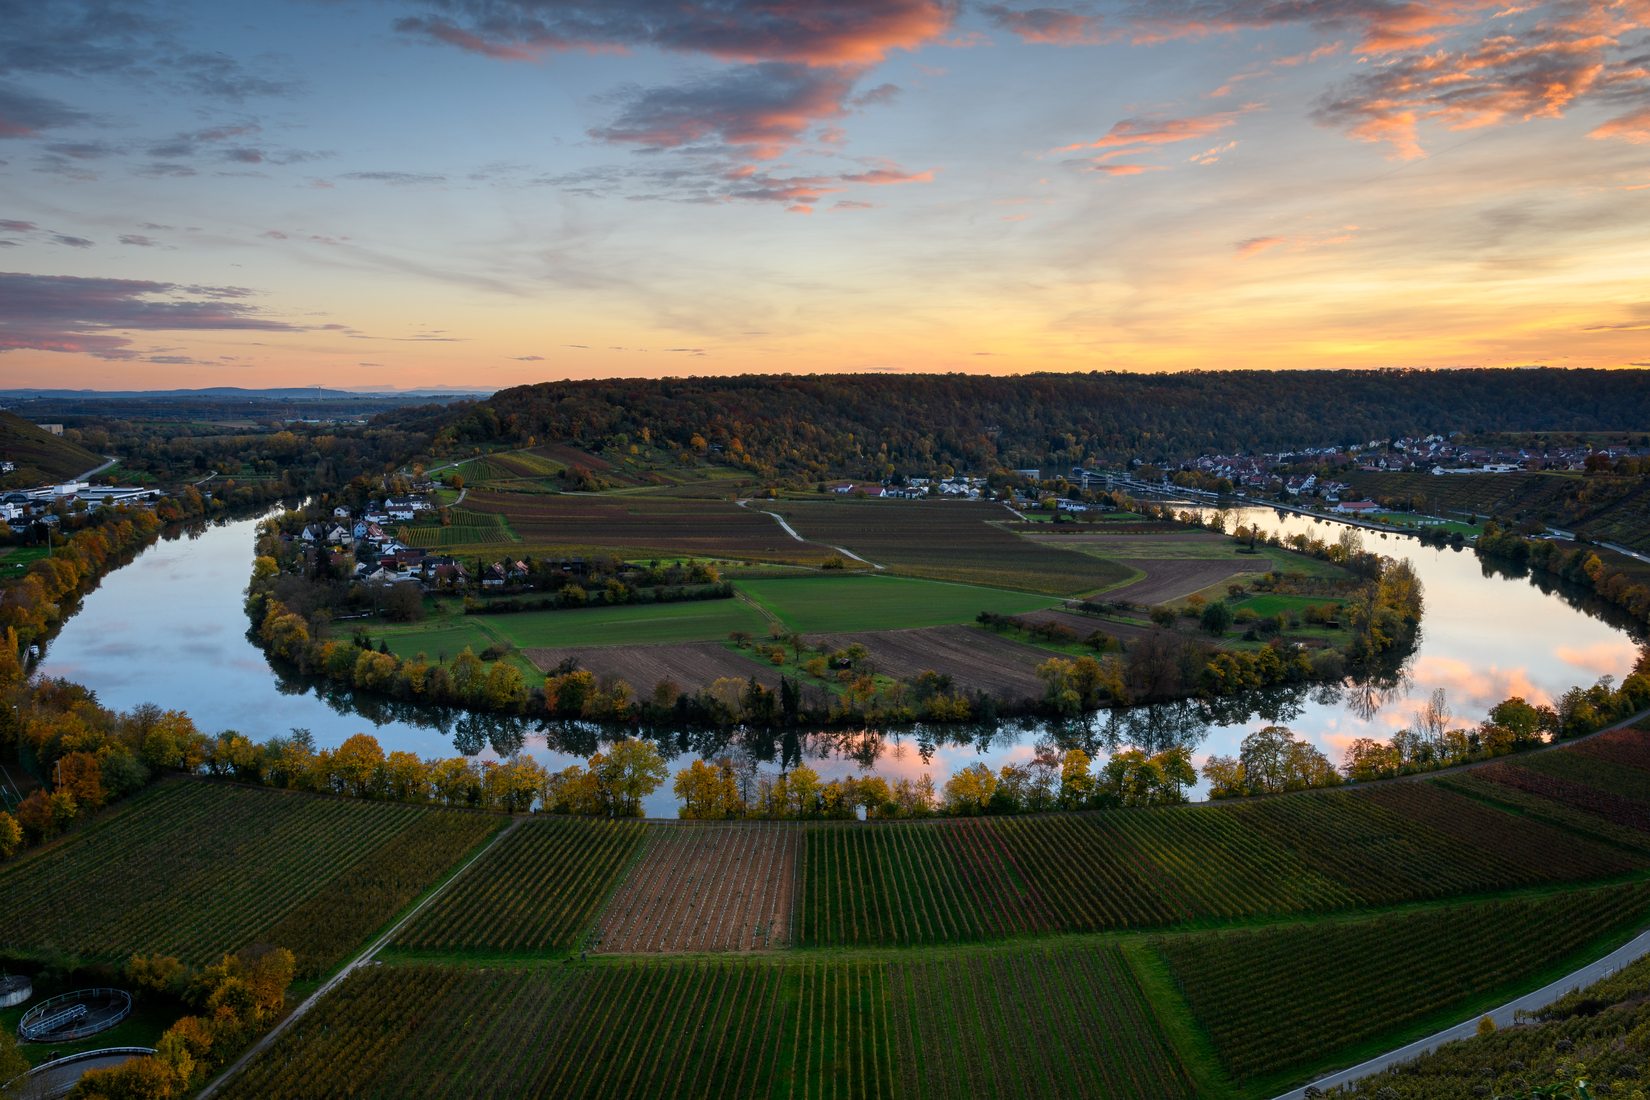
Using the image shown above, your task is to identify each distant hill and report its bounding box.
[424,368,1650,480]
[0,386,489,400]
[0,411,102,486]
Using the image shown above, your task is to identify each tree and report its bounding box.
[1059,748,1095,808]
[382,582,424,622]
[593,739,668,817]
[1200,600,1233,636]
[0,810,21,858]
[0,1027,24,1085]
[942,763,998,815]
[674,758,744,819]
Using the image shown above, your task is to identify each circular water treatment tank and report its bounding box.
[0,975,30,1009]
[17,988,132,1043]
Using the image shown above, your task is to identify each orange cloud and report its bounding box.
[1591,105,1650,142]
[396,0,956,67]
[1059,109,1251,153]
[1236,235,1284,256]
[840,165,936,184]
[1314,8,1649,158]
[1091,162,1165,176]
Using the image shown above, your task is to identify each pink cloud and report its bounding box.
[1591,105,1650,143]
[1057,108,1252,155]
[1236,235,1284,256]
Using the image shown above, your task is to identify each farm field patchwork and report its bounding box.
[1156,880,1650,1091]
[0,779,499,971]
[390,816,645,956]
[489,597,772,648]
[595,823,800,952]
[220,944,1194,1099]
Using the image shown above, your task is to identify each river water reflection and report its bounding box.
[35,505,1645,817]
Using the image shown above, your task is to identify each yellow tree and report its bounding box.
[942,763,998,815]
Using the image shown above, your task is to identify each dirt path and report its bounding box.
[196,818,523,1099]
[736,499,885,569]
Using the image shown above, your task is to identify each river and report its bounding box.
[34,505,1645,817]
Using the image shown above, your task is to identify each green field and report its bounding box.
[737,574,1059,633]
[1229,593,1346,617]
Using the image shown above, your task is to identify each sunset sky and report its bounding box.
[2,0,1648,390]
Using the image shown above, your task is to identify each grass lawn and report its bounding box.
[486,597,771,648]
[1230,593,1346,617]
[1372,512,1480,537]
[0,545,50,571]
[737,574,1059,633]
[371,618,501,662]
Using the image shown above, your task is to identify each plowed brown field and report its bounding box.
[595,823,800,952]
[805,625,1051,700]
[523,640,783,688]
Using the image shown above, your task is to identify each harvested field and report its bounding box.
[774,498,1131,595]
[1015,608,1159,643]
[805,625,1052,700]
[1107,558,1271,604]
[523,640,782,689]
[466,491,833,564]
[1021,527,1235,558]
[595,823,800,952]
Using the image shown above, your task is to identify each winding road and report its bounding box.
[1273,926,1650,1098]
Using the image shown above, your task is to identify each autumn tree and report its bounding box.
[592,739,668,817]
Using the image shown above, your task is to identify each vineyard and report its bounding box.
[390,817,645,955]
[1330,951,1650,1098]
[219,944,1193,1099]
[464,491,835,563]
[396,508,518,548]
[0,780,497,969]
[774,498,1133,595]
[793,781,1645,946]
[1156,880,1650,1088]
[595,823,800,952]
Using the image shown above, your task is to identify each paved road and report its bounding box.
[196,818,523,1099]
[74,457,117,481]
[1274,927,1650,1098]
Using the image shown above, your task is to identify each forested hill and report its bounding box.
[417,369,1650,479]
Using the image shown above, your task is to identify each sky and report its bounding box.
[1,0,1648,391]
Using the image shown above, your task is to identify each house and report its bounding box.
[431,562,467,588]
[507,559,529,582]
[327,524,351,543]
[395,548,428,571]
[353,521,370,540]
[482,562,507,588]
[1334,500,1381,515]
[333,506,352,519]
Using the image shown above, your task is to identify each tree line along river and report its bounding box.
[34,504,1644,817]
